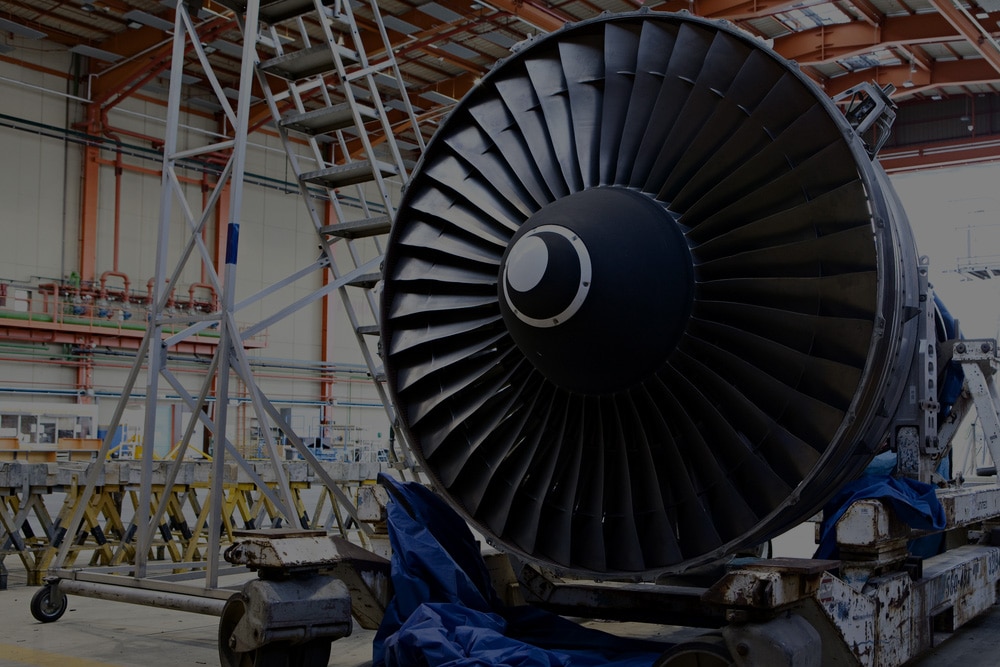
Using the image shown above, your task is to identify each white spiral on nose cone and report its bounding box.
[501,224,592,328]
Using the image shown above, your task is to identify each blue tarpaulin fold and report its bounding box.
[373,474,668,667]
[813,474,946,560]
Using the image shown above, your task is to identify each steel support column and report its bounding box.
[78,107,102,285]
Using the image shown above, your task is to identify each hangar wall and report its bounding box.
[0,41,393,457]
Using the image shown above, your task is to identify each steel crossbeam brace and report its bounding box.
[928,0,1000,76]
[239,255,382,340]
[956,343,1000,474]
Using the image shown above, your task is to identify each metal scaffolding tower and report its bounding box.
[40,0,423,608]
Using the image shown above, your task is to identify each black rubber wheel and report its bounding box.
[654,634,734,667]
[219,593,291,667]
[30,584,68,623]
[291,639,331,667]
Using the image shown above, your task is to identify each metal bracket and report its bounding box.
[833,81,898,158]
[954,339,1000,473]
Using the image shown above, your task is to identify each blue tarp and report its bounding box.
[935,293,964,422]
[373,474,669,667]
[814,474,946,560]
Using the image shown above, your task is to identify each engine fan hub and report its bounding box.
[498,187,693,395]
[501,225,592,328]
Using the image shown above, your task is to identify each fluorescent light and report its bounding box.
[436,42,478,60]
[123,10,174,32]
[222,87,261,103]
[206,39,243,57]
[256,32,294,49]
[69,45,123,62]
[374,72,401,88]
[160,72,200,85]
[419,90,458,105]
[480,30,517,48]
[141,82,169,95]
[350,85,372,101]
[385,99,409,111]
[418,2,463,23]
[383,15,421,35]
[187,97,222,111]
[0,18,47,39]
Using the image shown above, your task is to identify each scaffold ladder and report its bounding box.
[46,0,424,598]
[226,0,426,475]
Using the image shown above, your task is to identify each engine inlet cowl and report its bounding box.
[380,11,920,578]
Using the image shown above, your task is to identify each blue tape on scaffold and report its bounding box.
[225,223,240,265]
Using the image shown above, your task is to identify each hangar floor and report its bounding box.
[1,560,999,667]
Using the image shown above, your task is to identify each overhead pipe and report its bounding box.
[0,113,380,206]
[99,271,131,301]
[188,282,219,313]
[99,271,131,320]
[146,277,177,311]
[35,282,60,319]
[113,149,123,272]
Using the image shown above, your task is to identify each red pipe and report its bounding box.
[113,150,123,272]
[188,282,218,311]
[99,271,131,303]
[37,282,59,318]
[147,277,176,309]
[99,109,126,276]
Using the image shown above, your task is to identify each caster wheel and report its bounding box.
[219,593,294,667]
[292,639,331,667]
[654,633,734,667]
[30,584,68,623]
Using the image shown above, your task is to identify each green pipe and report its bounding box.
[0,311,221,338]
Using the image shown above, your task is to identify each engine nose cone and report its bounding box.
[501,225,592,328]
[498,187,693,395]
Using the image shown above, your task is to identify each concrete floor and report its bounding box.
[2,558,1000,667]
[0,563,376,667]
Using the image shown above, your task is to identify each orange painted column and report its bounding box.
[76,348,94,405]
[79,106,102,285]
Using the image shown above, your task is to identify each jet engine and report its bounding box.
[380,10,921,578]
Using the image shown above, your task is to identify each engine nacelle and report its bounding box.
[381,11,921,578]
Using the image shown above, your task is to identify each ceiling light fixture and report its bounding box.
[0,18,47,39]
[207,39,242,57]
[69,44,124,62]
[417,2,464,23]
[123,9,174,31]
[902,55,916,88]
[419,90,459,105]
